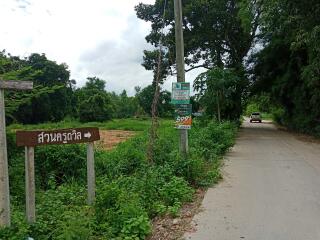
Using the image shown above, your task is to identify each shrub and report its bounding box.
[35,144,87,189]
[4,119,237,239]
[79,93,113,122]
[159,176,194,206]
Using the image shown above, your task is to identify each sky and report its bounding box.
[0,0,204,95]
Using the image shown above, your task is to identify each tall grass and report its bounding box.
[2,119,237,240]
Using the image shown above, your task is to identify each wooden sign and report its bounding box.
[0,80,33,90]
[16,127,100,224]
[16,128,100,147]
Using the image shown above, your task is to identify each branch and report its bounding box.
[185,64,211,72]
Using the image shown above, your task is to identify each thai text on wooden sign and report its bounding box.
[171,82,190,104]
[16,128,100,146]
[16,127,100,224]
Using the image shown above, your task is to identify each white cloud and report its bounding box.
[0,0,205,95]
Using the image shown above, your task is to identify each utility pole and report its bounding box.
[174,0,188,155]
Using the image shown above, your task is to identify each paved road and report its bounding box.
[185,120,320,240]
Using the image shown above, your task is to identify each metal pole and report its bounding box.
[0,89,10,227]
[25,146,35,223]
[174,0,188,155]
[87,142,95,205]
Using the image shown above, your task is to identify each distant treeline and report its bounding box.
[0,51,174,125]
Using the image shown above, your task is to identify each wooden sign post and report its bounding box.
[0,80,33,227]
[16,127,100,223]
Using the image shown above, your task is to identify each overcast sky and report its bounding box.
[0,0,204,95]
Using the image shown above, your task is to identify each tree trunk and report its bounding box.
[217,91,221,123]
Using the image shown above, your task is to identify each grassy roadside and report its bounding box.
[1,119,237,240]
[8,118,154,132]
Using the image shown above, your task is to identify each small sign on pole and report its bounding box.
[174,104,192,129]
[171,82,190,104]
[172,82,192,130]
[16,127,100,223]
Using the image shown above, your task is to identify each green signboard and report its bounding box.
[171,82,190,104]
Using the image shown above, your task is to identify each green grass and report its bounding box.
[2,118,237,239]
[8,118,159,132]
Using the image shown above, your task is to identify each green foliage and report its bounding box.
[75,77,114,123]
[0,52,173,125]
[3,119,237,239]
[136,0,258,72]
[0,207,30,240]
[192,121,237,160]
[272,107,286,125]
[245,103,259,116]
[0,52,75,125]
[112,90,140,119]
[252,0,320,136]
[35,145,87,189]
[53,207,94,240]
[9,118,152,132]
[119,215,152,240]
[159,177,194,206]
[136,85,173,117]
[194,67,245,121]
[79,93,113,122]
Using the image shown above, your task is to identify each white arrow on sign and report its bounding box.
[84,132,92,139]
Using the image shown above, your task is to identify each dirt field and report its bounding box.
[98,130,136,150]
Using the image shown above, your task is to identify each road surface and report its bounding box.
[185,120,320,240]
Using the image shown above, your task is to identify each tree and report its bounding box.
[112,90,140,118]
[137,85,173,117]
[79,93,113,122]
[84,77,106,91]
[26,53,70,86]
[136,0,261,72]
[76,77,114,122]
[136,0,262,120]
[0,51,75,124]
[194,67,241,121]
[251,0,320,135]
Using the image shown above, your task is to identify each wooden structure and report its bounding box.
[16,127,100,223]
[0,80,33,227]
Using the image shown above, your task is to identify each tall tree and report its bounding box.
[251,0,320,134]
[136,0,261,71]
[194,67,241,121]
[136,0,261,120]
[76,77,114,122]
[137,85,173,117]
[0,52,74,124]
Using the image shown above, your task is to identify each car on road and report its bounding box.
[250,112,262,123]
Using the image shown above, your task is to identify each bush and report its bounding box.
[3,119,237,239]
[159,176,194,206]
[191,121,236,160]
[79,93,113,122]
[35,144,87,189]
